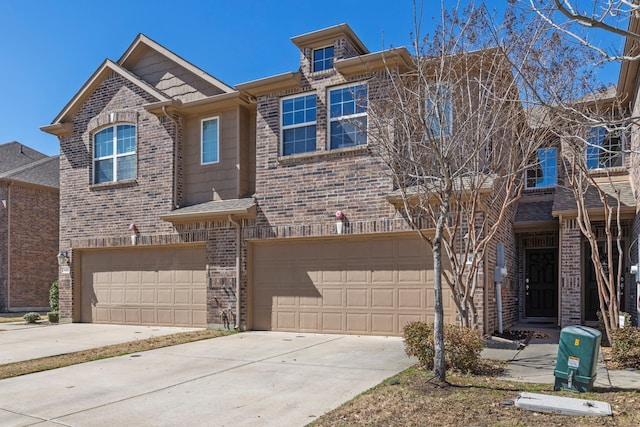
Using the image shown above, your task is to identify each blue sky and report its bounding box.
[0,1,624,156]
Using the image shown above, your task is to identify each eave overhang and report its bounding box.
[291,23,369,55]
[236,72,301,97]
[144,92,252,117]
[334,47,413,76]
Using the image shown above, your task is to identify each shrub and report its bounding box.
[47,311,59,323]
[50,280,59,312]
[23,312,40,323]
[403,321,484,373]
[610,324,640,369]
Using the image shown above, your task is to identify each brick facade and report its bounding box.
[0,158,59,312]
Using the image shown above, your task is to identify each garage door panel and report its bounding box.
[346,289,367,308]
[300,312,319,330]
[81,246,206,327]
[175,289,191,305]
[253,235,456,336]
[371,289,394,308]
[322,312,343,332]
[371,266,394,283]
[322,288,343,307]
[345,265,369,283]
[399,289,423,308]
[125,289,140,303]
[371,314,394,334]
[276,311,296,329]
[346,313,368,333]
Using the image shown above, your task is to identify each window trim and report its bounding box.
[327,82,369,150]
[280,92,317,156]
[425,83,453,138]
[201,116,220,165]
[92,123,137,185]
[312,45,335,73]
[525,147,558,190]
[586,127,625,170]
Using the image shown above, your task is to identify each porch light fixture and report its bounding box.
[57,250,70,266]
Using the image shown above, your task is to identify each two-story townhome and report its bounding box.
[42,35,256,328]
[45,25,503,335]
[0,142,59,311]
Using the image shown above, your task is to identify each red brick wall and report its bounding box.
[0,182,59,310]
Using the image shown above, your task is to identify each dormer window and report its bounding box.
[313,46,334,72]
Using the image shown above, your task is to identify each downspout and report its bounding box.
[162,106,180,209]
[228,214,242,330]
[558,214,563,326]
[5,181,11,310]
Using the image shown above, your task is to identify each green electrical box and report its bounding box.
[554,326,601,392]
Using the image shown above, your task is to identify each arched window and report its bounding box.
[93,124,136,184]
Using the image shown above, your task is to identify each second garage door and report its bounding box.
[251,234,457,336]
[81,245,207,327]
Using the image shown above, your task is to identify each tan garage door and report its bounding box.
[251,234,456,336]
[81,245,207,327]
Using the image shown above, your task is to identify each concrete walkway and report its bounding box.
[482,330,640,389]
[0,330,412,426]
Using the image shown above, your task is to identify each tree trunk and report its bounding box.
[432,210,447,382]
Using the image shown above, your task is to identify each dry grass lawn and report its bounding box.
[310,363,640,427]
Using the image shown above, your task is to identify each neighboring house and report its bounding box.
[41,22,640,335]
[0,142,59,311]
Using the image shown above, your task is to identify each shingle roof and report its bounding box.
[0,142,59,189]
[161,198,256,222]
[514,197,556,223]
[0,142,48,174]
[552,181,635,216]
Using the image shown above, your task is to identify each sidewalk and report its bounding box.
[482,328,640,389]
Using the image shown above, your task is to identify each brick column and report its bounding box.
[560,218,581,326]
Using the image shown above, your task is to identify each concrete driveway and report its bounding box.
[0,330,412,426]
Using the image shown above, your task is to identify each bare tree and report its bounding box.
[515,0,637,340]
[367,1,566,380]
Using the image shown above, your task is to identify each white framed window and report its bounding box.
[526,147,557,189]
[587,127,624,169]
[312,46,334,72]
[201,117,219,165]
[93,124,136,184]
[328,83,368,150]
[281,93,317,156]
[426,84,452,138]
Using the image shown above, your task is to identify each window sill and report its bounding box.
[587,166,627,176]
[89,179,138,191]
[277,145,369,164]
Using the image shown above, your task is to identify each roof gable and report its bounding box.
[119,34,235,100]
[42,59,171,135]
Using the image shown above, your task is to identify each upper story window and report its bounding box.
[426,84,452,138]
[587,127,624,169]
[313,46,334,72]
[281,93,317,156]
[526,147,557,189]
[201,117,219,164]
[328,83,368,150]
[93,124,136,184]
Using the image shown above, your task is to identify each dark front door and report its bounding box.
[525,249,558,318]
[584,242,624,322]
